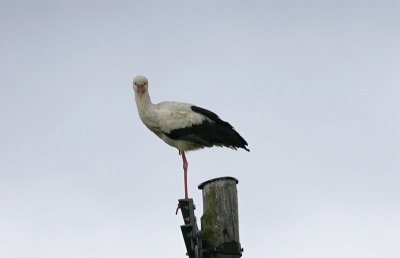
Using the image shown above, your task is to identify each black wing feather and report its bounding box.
[165,105,249,151]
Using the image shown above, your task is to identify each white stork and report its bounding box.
[132,75,249,207]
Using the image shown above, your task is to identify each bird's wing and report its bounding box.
[154,103,224,147]
[190,105,233,127]
[175,105,250,151]
[155,102,206,133]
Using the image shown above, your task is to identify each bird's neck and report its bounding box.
[135,91,154,113]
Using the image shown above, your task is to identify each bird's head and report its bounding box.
[133,75,148,99]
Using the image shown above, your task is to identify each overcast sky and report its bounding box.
[1,1,399,257]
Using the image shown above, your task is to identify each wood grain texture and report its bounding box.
[199,177,241,257]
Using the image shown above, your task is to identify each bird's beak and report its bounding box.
[137,85,144,99]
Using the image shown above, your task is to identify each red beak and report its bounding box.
[137,85,144,99]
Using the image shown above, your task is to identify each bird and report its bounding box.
[132,75,249,210]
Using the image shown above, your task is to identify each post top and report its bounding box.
[198,176,239,190]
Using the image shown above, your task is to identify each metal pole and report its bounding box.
[178,198,202,258]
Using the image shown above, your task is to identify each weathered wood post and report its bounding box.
[198,177,242,258]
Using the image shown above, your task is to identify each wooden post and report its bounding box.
[198,177,242,258]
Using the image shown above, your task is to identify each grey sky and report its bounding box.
[1,1,399,257]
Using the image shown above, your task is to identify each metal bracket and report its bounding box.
[179,198,202,258]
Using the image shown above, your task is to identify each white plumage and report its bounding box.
[142,102,207,150]
[132,75,249,201]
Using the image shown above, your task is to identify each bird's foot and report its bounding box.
[175,203,181,215]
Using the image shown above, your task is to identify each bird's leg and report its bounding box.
[176,150,189,215]
[181,150,189,199]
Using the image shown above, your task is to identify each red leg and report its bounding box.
[181,150,189,199]
[176,150,189,214]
